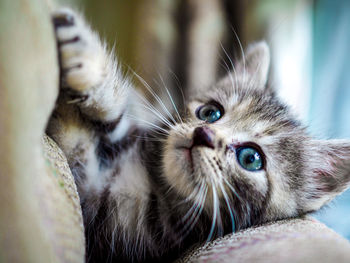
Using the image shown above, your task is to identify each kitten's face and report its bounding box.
[162,42,350,233]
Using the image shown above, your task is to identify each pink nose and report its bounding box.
[192,126,215,149]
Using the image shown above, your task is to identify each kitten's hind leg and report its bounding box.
[52,8,131,123]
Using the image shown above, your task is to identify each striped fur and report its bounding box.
[47,8,350,263]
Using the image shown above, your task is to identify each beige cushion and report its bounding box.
[178,217,350,263]
[0,1,84,261]
[41,135,85,262]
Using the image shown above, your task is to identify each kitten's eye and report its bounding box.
[236,146,263,171]
[196,103,223,123]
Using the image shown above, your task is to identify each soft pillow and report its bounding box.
[177,217,350,263]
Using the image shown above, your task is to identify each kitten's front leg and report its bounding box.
[52,8,131,123]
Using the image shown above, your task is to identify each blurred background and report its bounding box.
[58,0,350,238]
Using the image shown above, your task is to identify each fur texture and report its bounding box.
[47,8,350,263]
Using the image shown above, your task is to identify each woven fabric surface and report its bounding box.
[177,216,350,263]
[41,135,85,262]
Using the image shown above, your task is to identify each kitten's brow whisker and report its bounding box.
[219,42,239,92]
[166,67,186,111]
[218,59,236,98]
[158,73,184,125]
[229,25,247,86]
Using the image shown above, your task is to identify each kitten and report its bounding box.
[48,7,350,263]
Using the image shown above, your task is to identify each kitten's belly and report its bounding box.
[79,141,152,236]
[109,145,151,201]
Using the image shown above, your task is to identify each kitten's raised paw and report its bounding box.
[53,11,75,27]
[52,8,106,97]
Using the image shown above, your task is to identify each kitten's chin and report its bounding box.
[163,138,214,198]
[163,141,196,197]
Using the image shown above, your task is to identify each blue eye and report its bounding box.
[236,146,263,171]
[196,103,223,123]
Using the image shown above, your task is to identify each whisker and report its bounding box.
[180,185,208,240]
[173,183,208,245]
[158,73,184,125]
[219,181,236,233]
[131,70,177,125]
[128,134,166,143]
[130,94,183,137]
[131,89,175,129]
[223,177,242,202]
[125,114,170,135]
[207,179,223,241]
[214,181,224,238]
[180,183,205,227]
[176,182,203,206]
[95,203,117,231]
[223,178,252,226]
[166,67,186,110]
[219,42,239,92]
[218,59,236,99]
[229,25,246,86]
[138,103,175,130]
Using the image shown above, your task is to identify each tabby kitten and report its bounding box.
[47,7,350,263]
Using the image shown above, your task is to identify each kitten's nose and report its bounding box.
[192,126,215,149]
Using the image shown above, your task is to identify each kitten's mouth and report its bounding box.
[174,126,216,170]
[177,141,214,173]
[176,143,194,170]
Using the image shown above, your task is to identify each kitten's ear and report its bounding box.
[302,139,350,212]
[238,41,270,89]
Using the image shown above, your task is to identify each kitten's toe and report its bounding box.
[53,11,75,28]
[52,8,105,96]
